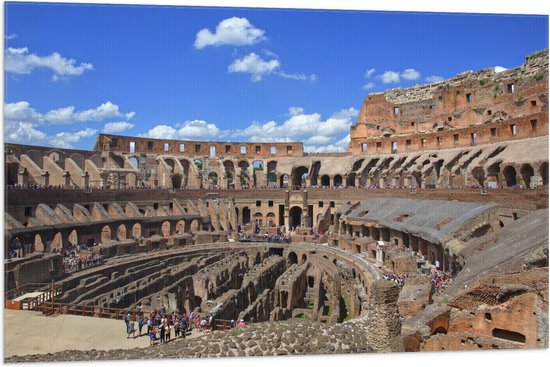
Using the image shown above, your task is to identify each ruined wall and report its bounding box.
[349,49,548,154]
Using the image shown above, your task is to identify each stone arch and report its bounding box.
[171,174,183,189]
[49,151,61,163]
[254,212,264,227]
[208,171,218,188]
[68,229,78,247]
[471,166,485,186]
[165,158,176,172]
[190,219,200,233]
[371,227,380,241]
[180,159,191,188]
[132,223,142,239]
[333,175,343,187]
[34,234,44,252]
[520,164,534,187]
[126,172,137,188]
[129,156,139,168]
[289,206,302,229]
[310,161,321,186]
[321,175,330,187]
[280,174,289,188]
[502,165,517,187]
[117,224,127,241]
[223,160,235,188]
[540,162,548,185]
[242,207,251,225]
[288,251,298,265]
[101,225,112,244]
[292,166,309,188]
[267,161,277,187]
[51,232,63,251]
[161,221,171,236]
[238,161,250,188]
[266,212,276,227]
[176,220,185,234]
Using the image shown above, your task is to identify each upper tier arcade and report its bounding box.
[349,49,548,154]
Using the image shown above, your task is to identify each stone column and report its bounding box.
[42,172,50,186]
[18,168,28,186]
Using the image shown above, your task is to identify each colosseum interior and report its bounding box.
[3,48,549,361]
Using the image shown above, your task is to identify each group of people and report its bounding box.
[58,243,104,273]
[382,272,407,288]
[429,270,453,295]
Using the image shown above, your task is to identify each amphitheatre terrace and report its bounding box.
[3,49,548,360]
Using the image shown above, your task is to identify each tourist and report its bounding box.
[238,319,246,328]
[165,323,171,342]
[146,316,153,334]
[138,316,144,336]
[159,322,166,343]
[181,316,188,338]
[149,325,157,347]
[127,318,136,339]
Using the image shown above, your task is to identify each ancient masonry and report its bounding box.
[4,49,549,359]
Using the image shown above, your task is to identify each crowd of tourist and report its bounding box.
[58,243,104,274]
[429,270,453,295]
[123,306,250,346]
[382,272,407,288]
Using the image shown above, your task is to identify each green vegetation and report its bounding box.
[534,73,544,81]
[479,79,487,86]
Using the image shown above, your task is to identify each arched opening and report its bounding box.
[280,174,289,188]
[165,158,176,172]
[540,162,548,185]
[50,232,63,252]
[129,156,139,168]
[292,166,309,188]
[254,212,263,227]
[34,234,44,252]
[252,160,264,187]
[288,252,298,265]
[180,160,191,188]
[301,254,307,264]
[238,161,250,188]
[520,164,534,188]
[289,206,302,229]
[371,228,380,241]
[161,221,171,236]
[333,175,343,187]
[266,212,276,227]
[208,172,218,188]
[242,207,251,225]
[471,166,485,186]
[49,151,60,163]
[432,326,448,335]
[172,174,183,189]
[101,226,112,244]
[321,175,330,187]
[68,229,78,247]
[267,161,278,187]
[471,223,492,238]
[503,166,517,187]
[223,160,235,189]
[117,224,127,241]
[132,223,142,239]
[380,228,390,242]
[190,219,200,233]
[176,220,185,234]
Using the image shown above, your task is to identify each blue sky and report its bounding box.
[3,1,548,152]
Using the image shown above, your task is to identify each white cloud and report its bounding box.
[363,82,375,90]
[141,120,223,141]
[279,71,307,80]
[50,128,97,148]
[494,66,508,73]
[5,34,17,40]
[4,101,133,148]
[194,17,266,49]
[103,121,136,133]
[288,107,304,116]
[44,101,134,124]
[401,68,420,81]
[380,71,401,84]
[4,101,43,123]
[5,47,93,80]
[425,75,444,83]
[228,52,280,81]
[364,68,375,78]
